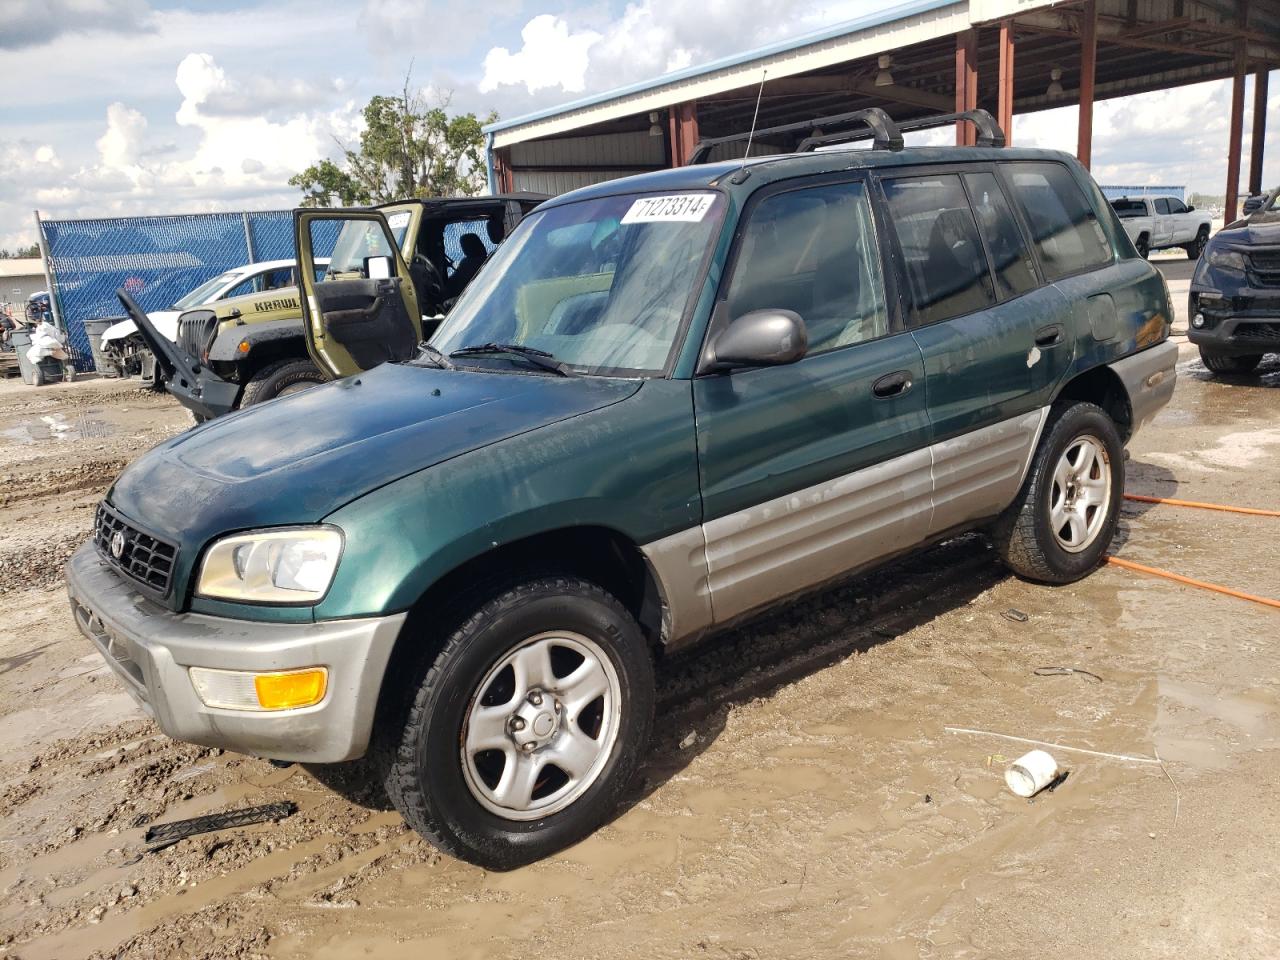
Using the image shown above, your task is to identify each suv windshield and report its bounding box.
[1110,199,1146,218]
[170,271,240,310]
[432,192,725,377]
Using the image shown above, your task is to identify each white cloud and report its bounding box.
[96,102,148,169]
[480,15,600,94]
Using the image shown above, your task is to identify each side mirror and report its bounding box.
[364,255,393,280]
[708,309,807,371]
[1186,204,1195,212]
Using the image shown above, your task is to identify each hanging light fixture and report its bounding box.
[648,111,663,137]
[875,54,895,87]
[1046,67,1064,97]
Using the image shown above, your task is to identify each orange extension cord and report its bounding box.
[1105,556,1280,610]
[1122,493,1280,518]
[1109,491,1279,609]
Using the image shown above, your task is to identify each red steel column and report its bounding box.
[1249,70,1269,196]
[998,20,1015,145]
[1077,0,1097,169]
[1226,42,1248,222]
[668,102,699,166]
[955,29,978,146]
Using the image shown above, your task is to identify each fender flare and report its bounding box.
[208,317,305,362]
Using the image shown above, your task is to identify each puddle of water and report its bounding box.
[0,411,114,444]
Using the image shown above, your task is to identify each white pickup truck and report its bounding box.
[1109,195,1213,260]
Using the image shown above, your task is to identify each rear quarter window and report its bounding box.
[1006,162,1112,281]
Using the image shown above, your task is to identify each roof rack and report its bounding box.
[688,108,902,164]
[687,107,1006,165]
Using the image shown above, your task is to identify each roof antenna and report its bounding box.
[731,69,768,184]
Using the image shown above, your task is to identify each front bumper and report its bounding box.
[66,543,405,763]
[1188,289,1280,355]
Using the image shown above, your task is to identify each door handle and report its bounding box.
[1035,324,1065,348]
[872,370,913,399]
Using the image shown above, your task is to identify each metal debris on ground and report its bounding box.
[143,801,297,852]
[1034,666,1104,682]
[1002,609,1029,623]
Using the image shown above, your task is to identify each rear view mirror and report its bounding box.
[365,255,393,280]
[708,309,808,371]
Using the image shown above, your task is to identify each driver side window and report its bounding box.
[724,180,887,355]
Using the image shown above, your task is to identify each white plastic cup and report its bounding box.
[1005,750,1060,797]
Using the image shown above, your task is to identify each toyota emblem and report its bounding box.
[110,530,127,559]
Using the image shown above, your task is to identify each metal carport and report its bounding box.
[484,0,1279,220]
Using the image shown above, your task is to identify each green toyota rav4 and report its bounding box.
[68,109,1176,869]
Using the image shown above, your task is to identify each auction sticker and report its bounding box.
[621,193,716,224]
[386,211,411,231]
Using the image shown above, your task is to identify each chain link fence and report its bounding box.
[37,211,332,371]
[38,210,494,372]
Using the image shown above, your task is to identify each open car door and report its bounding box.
[294,209,422,379]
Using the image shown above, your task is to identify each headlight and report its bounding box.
[197,527,343,604]
[1206,248,1247,271]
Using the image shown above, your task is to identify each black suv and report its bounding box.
[1189,187,1280,374]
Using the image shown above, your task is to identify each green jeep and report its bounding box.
[69,110,1176,869]
[149,194,545,420]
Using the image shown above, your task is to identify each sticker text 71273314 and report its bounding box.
[621,194,716,225]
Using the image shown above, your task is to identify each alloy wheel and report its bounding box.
[461,631,621,821]
[1049,435,1112,553]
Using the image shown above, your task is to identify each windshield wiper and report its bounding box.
[410,342,453,369]
[449,342,576,377]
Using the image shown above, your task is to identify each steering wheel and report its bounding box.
[410,254,444,303]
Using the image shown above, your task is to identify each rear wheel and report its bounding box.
[240,357,326,407]
[1199,348,1262,374]
[1135,234,1150,259]
[991,402,1123,584]
[378,577,654,869]
[1184,226,1209,260]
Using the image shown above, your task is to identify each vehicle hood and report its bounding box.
[1214,219,1280,247]
[107,362,641,550]
[101,310,179,344]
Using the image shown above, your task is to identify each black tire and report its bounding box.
[1199,347,1262,374]
[377,576,655,869]
[239,357,326,407]
[991,402,1124,584]
[1184,226,1209,260]
[1135,234,1150,259]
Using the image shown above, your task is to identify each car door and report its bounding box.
[878,167,1053,536]
[1153,198,1175,247]
[294,209,422,378]
[1164,197,1191,242]
[692,176,933,624]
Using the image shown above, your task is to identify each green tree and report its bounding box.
[291,75,495,207]
[0,243,40,258]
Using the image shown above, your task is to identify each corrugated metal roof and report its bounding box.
[484,0,1002,146]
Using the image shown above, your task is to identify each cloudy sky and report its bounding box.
[1,0,1276,250]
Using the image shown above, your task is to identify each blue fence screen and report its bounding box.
[41,210,494,370]
[40,210,338,370]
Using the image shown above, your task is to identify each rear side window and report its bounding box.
[1154,198,1172,215]
[1006,162,1111,280]
[881,174,995,326]
[963,172,1039,299]
[725,180,888,354]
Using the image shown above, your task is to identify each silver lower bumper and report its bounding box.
[65,543,405,763]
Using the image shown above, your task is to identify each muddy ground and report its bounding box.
[1,325,1278,959]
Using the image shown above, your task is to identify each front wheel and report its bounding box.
[239,357,326,407]
[991,402,1124,584]
[1199,347,1262,374]
[378,577,655,869]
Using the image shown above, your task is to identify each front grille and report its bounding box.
[177,309,219,359]
[1235,321,1280,340]
[1248,249,1280,287]
[94,502,178,597]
